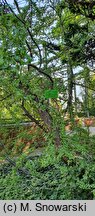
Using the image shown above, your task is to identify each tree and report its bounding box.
[51,0,95,116]
[1,0,95,149]
[0,0,63,147]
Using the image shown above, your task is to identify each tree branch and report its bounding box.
[0,94,12,101]
[14,0,21,14]
[25,40,33,58]
[21,100,46,131]
[46,42,60,51]
[5,0,42,66]
[73,82,95,92]
[26,28,42,67]
[28,63,54,88]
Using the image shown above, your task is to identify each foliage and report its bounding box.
[0,145,95,200]
[0,126,95,200]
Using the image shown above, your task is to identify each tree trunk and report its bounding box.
[38,109,52,130]
[67,63,74,118]
[74,82,77,115]
[54,126,61,148]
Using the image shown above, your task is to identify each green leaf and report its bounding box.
[44,89,58,99]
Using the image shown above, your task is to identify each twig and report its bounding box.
[21,100,46,131]
[5,0,42,66]
[28,63,54,88]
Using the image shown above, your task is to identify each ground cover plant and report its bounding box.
[0,123,95,200]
